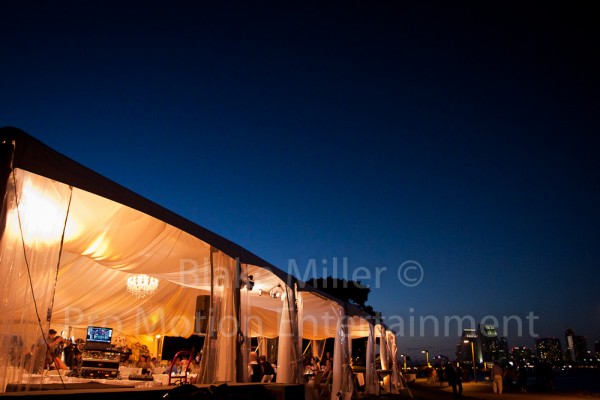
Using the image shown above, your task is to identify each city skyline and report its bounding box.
[2,1,598,357]
[400,323,595,362]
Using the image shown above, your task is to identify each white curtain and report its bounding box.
[378,325,390,393]
[240,263,251,382]
[199,250,237,383]
[295,286,303,368]
[276,285,301,383]
[386,331,403,392]
[365,323,378,394]
[0,170,73,391]
[331,306,353,400]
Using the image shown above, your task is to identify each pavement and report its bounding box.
[400,378,600,400]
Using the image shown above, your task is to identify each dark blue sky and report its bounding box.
[2,1,598,357]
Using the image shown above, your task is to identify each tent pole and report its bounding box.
[0,139,15,242]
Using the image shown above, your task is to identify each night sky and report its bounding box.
[2,1,598,358]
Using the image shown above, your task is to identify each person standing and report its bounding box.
[491,361,504,394]
[248,351,262,382]
[455,364,463,397]
[445,363,463,399]
[259,355,275,375]
[516,363,528,393]
[70,349,83,373]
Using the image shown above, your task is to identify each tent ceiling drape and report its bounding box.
[8,169,379,341]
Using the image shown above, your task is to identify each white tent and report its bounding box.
[0,128,401,397]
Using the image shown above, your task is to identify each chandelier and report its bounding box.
[126,274,159,298]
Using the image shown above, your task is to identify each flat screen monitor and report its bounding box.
[86,326,113,344]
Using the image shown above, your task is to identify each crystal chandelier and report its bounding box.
[126,274,159,298]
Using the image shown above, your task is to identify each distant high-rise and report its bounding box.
[498,337,509,361]
[565,328,588,363]
[479,324,500,362]
[595,341,600,358]
[565,327,576,361]
[457,328,480,364]
[572,335,588,362]
[535,337,563,363]
[510,346,533,363]
[457,326,509,364]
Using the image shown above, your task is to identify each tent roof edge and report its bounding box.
[0,126,290,282]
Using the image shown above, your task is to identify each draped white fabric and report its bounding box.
[199,251,236,383]
[295,287,303,361]
[331,305,354,400]
[276,288,296,383]
[331,306,343,400]
[298,292,339,340]
[365,323,378,395]
[0,170,72,390]
[378,324,391,393]
[386,331,404,392]
[347,315,371,339]
[240,264,251,382]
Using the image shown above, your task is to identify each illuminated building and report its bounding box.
[457,328,480,364]
[535,337,563,363]
[564,327,588,363]
[510,346,533,363]
[457,325,508,363]
[479,324,500,362]
[497,337,509,361]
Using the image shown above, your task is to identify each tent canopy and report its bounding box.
[0,127,404,395]
[0,127,377,343]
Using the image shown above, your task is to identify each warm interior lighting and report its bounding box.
[126,274,159,298]
[7,179,79,245]
[240,274,254,291]
[269,284,284,299]
[246,275,254,290]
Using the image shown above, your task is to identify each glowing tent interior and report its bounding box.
[0,127,403,396]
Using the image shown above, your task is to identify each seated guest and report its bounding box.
[322,351,333,365]
[188,358,201,383]
[137,354,154,374]
[180,359,189,374]
[170,357,182,374]
[188,358,201,374]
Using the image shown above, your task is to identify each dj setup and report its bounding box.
[78,326,123,379]
[80,349,121,379]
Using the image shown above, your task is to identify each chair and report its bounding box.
[261,374,274,383]
[306,371,323,400]
[318,372,332,400]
